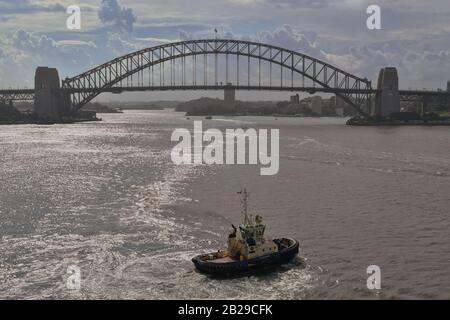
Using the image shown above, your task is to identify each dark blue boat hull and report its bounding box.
[192,238,299,276]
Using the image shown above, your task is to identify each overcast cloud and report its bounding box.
[0,0,449,100]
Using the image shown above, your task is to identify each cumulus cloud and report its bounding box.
[0,30,90,87]
[2,24,449,91]
[179,30,192,41]
[0,29,140,87]
[0,0,449,92]
[267,0,330,9]
[0,0,65,15]
[329,41,450,90]
[258,25,326,61]
[98,0,137,32]
[241,24,449,90]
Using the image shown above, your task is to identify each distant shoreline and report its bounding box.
[183,112,345,119]
[0,117,101,126]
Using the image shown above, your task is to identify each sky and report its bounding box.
[0,0,449,101]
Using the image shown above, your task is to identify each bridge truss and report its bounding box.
[62,39,374,117]
[0,89,34,103]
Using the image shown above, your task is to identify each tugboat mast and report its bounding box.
[240,189,251,225]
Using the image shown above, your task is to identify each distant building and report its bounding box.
[305,96,323,115]
[335,107,344,117]
[331,96,347,116]
[311,101,322,115]
[224,83,236,110]
[290,94,300,104]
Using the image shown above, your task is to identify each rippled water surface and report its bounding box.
[0,110,449,299]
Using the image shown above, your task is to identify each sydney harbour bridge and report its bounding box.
[0,39,449,120]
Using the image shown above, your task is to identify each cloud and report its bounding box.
[258,25,326,60]
[267,0,331,9]
[98,0,137,32]
[0,0,65,15]
[1,24,449,91]
[0,29,140,87]
[0,1,449,92]
[330,41,450,90]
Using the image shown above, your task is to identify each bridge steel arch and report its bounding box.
[62,39,373,117]
[0,89,35,102]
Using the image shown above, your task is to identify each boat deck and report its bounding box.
[209,257,236,264]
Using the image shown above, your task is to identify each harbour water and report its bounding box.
[0,109,449,299]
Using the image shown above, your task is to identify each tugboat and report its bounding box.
[192,189,299,276]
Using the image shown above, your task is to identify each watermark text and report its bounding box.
[171,121,279,176]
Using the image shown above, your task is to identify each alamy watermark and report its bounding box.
[66,265,81,290]
[66,5,81,30]
[367,265,381,290]
[367,5,382,30]
[171,121,279,176]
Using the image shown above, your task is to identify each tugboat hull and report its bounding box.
[192,238,299,276]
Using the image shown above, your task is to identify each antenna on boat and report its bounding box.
[238,189,250,225]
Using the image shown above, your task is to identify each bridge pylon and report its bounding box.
[34,67,71,120]
[374,67,400,117]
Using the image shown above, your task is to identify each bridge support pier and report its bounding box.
[374,67,400,118]
[34,67,71,121]
[224,83,236,110]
